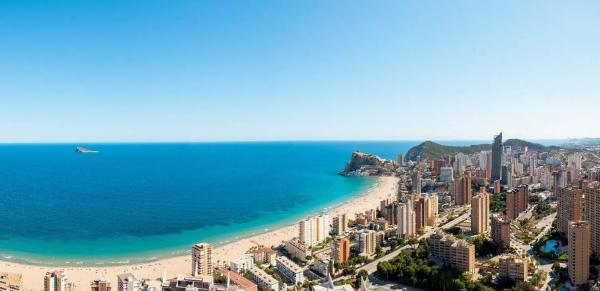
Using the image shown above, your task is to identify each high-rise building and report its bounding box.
[498,255,528,282]
[356,230,377,256]
[299,214,330,246]
[439,167,454,182]
[557,187,583,235]
[471,190,489,234]
[411,171,422,194]
[396,154,403,166]
[506,184,529,220]
[44,271,72,291]
[117,274,141,291]
[568,221,590,287]
[584,182,600,257]
[331,236,350,264]
[91,280,112,291]
[453,171,472,206]
[491,214,511,249]
[491,133,503,182]
[0,272,22,291]
[429,230,475,275]
[332,214,348,236]
[192,243,213,277]
[397,200,416,239]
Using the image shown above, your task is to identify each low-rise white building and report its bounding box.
[275,256,304,285]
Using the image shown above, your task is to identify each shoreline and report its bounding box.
[0,176,398,291]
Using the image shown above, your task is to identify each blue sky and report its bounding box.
[0,1,598,142]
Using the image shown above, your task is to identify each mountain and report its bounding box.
[340,151,399,176]
[405,139,552,161]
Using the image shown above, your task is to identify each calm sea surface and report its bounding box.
[0,141,488,265]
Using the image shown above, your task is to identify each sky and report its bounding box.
[0,1,598,142]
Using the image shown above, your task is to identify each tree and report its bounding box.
[357,269,368,282]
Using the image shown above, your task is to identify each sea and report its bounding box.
[0,140,555,266]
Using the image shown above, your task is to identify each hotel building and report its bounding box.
[584,182,600,257]
[491,214,511,249]
[247,267,278,291]
[568,221,590,287]
[498,255,528,282]
[275,256,304,284]
[192,243,213,277]
[471,190,489,234]
[0,272,22,291]
[557,187,583,235]
[429,230,475,275]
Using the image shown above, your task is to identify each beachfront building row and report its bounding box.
[275,256,304,285]
[332,214,348,235]
[117,273,142,291]
[91,280,112,291]
[428,230,475,275]
[247,267,279,291]
[44,271,76,291]
[0,272,22,291]
[299,213,330,247]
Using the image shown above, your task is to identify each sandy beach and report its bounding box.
[0,176,398,291]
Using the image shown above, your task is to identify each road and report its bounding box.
[357,211,471,274]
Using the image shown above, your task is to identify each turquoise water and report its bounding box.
[0,141,435,266]
[544,240,561,253]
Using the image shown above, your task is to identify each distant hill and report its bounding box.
[405,139,552,161]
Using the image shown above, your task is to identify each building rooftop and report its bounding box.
[276,256,303,273]
[215,267,258,290]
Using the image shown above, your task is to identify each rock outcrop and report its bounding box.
[340,151,398,176]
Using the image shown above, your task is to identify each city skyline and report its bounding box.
[1,1,599,142]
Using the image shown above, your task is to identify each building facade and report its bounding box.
[192,243,213,277]
[557,187,583,235]
[471,191,489,234]
[568,221,590,286]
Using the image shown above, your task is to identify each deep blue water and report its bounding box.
[0,141,428,265]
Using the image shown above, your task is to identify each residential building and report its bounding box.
[229,254,255,273]
[396,200,416,239]
[284,238,310,261]
[491,214,511,249]
[584,182,600,257]
[506,185,529,220]
[498,255,528,282]
[160,275,213,291]
[91,280,111,291]
[44,271,72,291]
[331,236,350,263]
[192,243,213,277]
[557,187,583,235]
[412,171,422,194]
[0,272,22,291]
[247,267,278,291]
[471,190,489,234]
[439,167,454,183]
[299,214,329,247]
[429,230,475,275]
[275,256,304,284]
[453,171,472,206]
[356,230,376,256]
[117,274,141,291]
[568,221,590,287]
[332,214,348,235]
[253,247,277,266]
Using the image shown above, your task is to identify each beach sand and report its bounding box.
[0,176,398,291]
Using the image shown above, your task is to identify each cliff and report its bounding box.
[340,151,398,176]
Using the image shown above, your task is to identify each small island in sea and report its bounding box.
[75,146,98,153]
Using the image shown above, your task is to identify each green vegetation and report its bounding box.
[405,139,552,161]
[533,203,556,220]
[490,192,507,214]
[469,235,502,257]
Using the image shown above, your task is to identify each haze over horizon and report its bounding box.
[1,1,598,142]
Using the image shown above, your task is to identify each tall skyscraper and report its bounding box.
[332,214,348,236]
[568,221,590,287]
[299,214,330,246]
[471,190,489,234]
[557,187,583,235]
[356,230,377,256]
[397,200,416,239]
[491,132,503,183]
[411,171,422,194]
[192,243,213,277]
[584,182,600,257]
